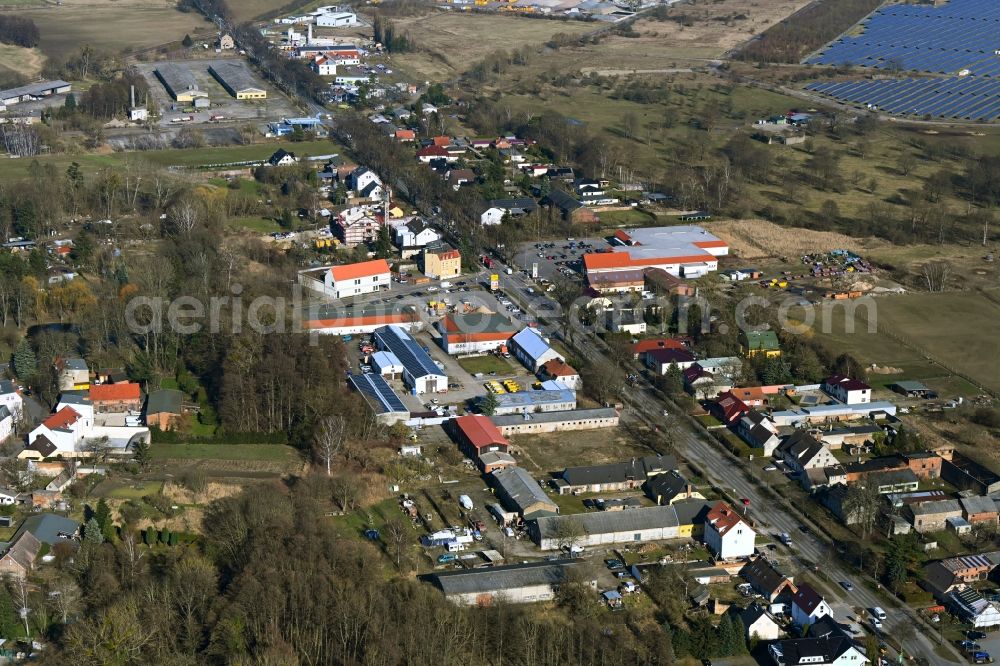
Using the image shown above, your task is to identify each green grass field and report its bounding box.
[228,217,282,234]
[456,355,515,376]
[151,443,301,462]
[103,481,165,500]
[0,139,337,180]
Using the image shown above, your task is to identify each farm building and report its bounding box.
[145,389,184,431]
[0,80,71,107]
[491,407,619,436]
[154,64,207,102]
[553,455,676,495]
[447,415,509,463]
[530,499,712,550]
[490,467,558,519]
[426,559,594,605]
[208,62,267,100]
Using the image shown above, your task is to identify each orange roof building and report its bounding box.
[436,312,518,354]
[89,382,142,412]
[324,259,392,299]
[705,501,755,559]
[583,226,728,280]
[304,310,417,335]
[42,406,82,432]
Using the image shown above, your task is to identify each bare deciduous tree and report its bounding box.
[314,415,346,476]
[920,261,952,292]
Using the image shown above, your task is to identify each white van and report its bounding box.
[871,607,887,621]
[440,281,452,289]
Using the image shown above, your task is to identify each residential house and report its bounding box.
[646,470,705,506]
[729,385,782,408]
[704,501,755,560]
[909,499,963,533]
[0,379,23,425]
[739,330,781,358]
[683,363,733,400]
[448,169,475,189]
[478,198,538,226]
[491,467,558,519]
[427,559,594,606]
[27,406,92,455]
[394,219,441,255]
[740,602,782,641]
[631,337,687,359]
[394,128,416,142]
[791,583,833,627]
[311,56,337,76]
[777,431,837,474]
[416,145,455,163]
[510,327,563,373]
[348,167,382,195]
[819,484,863,525]
[89,382,142,413]
[146,389,184,431]
[644,348,697,375]
[0,531,41,580]
[335,207,382,246]
[736,410,781,456]
[768,635,867,666]
[436,312,517,355]
[324,259,391,299]
[740,556,797,602]
[55,357,89,391]
[607,310,646,335]
[267,149,297,166]
[822,375,872,405]
[0,406,12,443]
[537,359,581,391]
[961,496,999,526]
[948,588,1000,628]
[922,554,996,597]
[16,513,80,546]
[421,244,461,279]
[543,189,597,224]
[709,392,750,426]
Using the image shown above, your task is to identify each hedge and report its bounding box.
[151,429,287,445]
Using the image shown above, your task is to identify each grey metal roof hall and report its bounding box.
[155,63,201,97]
[0,80,70,104]
[208,61,264,94]
[492,467,556,515]
[492,407,620,428]
[429,559,580,596]
[533,505,681,540]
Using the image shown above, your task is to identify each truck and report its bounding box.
[209,114,226,122]
[779,532,792,546]
[505,267,513,275]
[481,255,493,269]
[170,115,194,123]
[440,281,452,289]
[458,495,473,511]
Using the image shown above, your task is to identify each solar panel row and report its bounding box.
[349,373,408,414]
[806,78,1000,121]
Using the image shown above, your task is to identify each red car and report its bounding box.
[741,498,751,507]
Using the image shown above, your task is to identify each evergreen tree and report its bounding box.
[480,392,499,416]
[0,585,18,639]
[182,34,194,48]
[373,226,392,259]
[64,93,76,111]
[83,517,104,545]
[662,363,684,395]
[94,498,111,531]
[144,526,156,546]
[132,438,151,470]
[12,339,36,379]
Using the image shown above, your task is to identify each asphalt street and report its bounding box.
[490,256,961,666]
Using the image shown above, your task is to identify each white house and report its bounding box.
[741,603,781,641]
[348,167,382,196]
[777,431,837,473]
[267,149,298,167]
[822,374,872,405]
[790,583,834,627]
[28,406,92,454]
[395,220,440,250]
[769,636,868,666]
[311,56,337,76]
[736,411,781,457]
[479,206,506,226]
[0,380,23,426]
[324,259,391,299]
[704,501,755,560]
[0,406,13,443]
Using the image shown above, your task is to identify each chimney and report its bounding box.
[308,22,313,44]
[130,85,135,108]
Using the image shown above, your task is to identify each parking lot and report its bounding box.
[512,237,604,283]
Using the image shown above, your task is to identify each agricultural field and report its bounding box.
[510,426,654,476]
[0,45,46,80]
[794,290,1000,395]
[19,1,210,60]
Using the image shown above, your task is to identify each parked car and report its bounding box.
[840,581,854,592]
[969,632,988,641]
[437,553,457,564]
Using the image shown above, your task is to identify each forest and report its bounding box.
[0,16,40,49]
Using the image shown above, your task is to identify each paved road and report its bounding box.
[491,256,959,665]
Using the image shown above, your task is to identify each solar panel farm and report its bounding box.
[804,0,1000,121]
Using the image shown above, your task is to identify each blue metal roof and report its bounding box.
[511,327,554,362]
[494,389,576,410]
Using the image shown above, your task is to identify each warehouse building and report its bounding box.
[301,308,418,336]
[208,62,267,100]
[315,11,359,27]
[436,312,519,355]
[491,467,558,519]
[491,407,619,436]
[426,559,594,605]
[584,225,729,282]
[492,388,576,416]
[531,500,713,550]
[348,373,409,425]
[447,415,509,468]
[0,80,71,107]
[373,325,447,395]
[154,65,207,103]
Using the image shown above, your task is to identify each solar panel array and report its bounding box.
[349,373,408,414]
[806,78,1000,121]
[374,325,442,379]
[804,0,1000,121]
